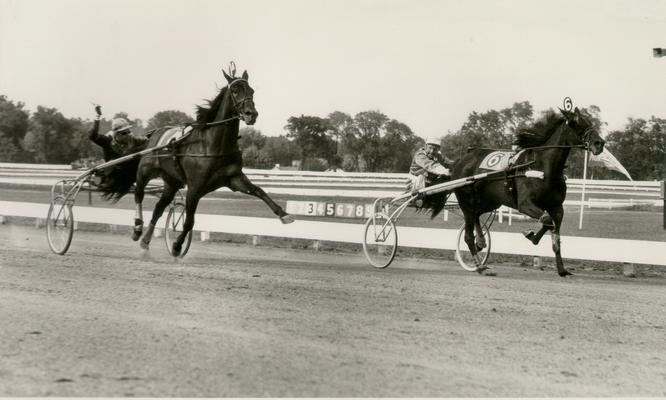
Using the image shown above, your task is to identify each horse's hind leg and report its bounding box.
[229,174,294,224]
[140,182,178,250]
[132,165,149,241]
[547,205,571,277]
[474,220,486,250]
[462,213,495,276]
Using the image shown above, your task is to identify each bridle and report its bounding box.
[186,78,255,129]
[226,78,254,118]
[522,120,597,153]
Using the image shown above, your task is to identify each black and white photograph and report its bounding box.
[0,0,665,397]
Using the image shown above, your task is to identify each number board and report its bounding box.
[286,200,374,218]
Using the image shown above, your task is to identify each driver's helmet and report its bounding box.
[106,117,132,136]
[424,137,441,147]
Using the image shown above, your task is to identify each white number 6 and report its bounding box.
[563,97,573,112]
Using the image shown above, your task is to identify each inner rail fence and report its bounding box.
[1,200,665,266]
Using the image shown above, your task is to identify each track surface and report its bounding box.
[0,224,664,397]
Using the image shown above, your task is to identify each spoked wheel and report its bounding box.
[46,196,74,255]
[165,201,192,257]
[362,212,398,269]
[455,221,492,271]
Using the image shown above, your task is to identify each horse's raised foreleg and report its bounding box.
[524,213,555,245]
[172,190,201,257]
[548,205,571,277]
[229,174,294,224]
[518,201,550,245]
[140,183,178,250]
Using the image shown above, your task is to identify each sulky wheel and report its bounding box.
[362,212,398,269]
[46,195,74,255]
[165,201,192,257]
[455,221,492,272]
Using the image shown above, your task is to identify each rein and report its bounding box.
[521,125,596,152]
[185,78,252,129]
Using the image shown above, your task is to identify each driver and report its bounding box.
[409,136,451,191]
[88,105,148,161]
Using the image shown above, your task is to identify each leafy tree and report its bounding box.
[353,111,389,171]
[288,110,420,172]
[285,115,335,169]
[263,136,298,168]
[242,144,273,169]
[68,117,98,161]
[378,119,421,172]
[0,95,30,161]
[146,110,194,132]
[24,106,76,163]
[604,116,664,180]
[239,127,267,150]
[328,111,359,170]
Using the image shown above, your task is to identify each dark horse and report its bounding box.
[451,107,605,276]
[102,67,294,256]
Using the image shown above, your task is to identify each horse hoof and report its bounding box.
[280,214,295,224]
[172,243,182,257]
[522,230,539,245]
[558,269,573,277]
[132,228,143,241]
[476,266,497,276]
[140,240,150,250]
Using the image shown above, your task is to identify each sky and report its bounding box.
[1,0,665,139]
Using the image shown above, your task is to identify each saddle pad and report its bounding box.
[478,151,514,171]
[155,126,192,148]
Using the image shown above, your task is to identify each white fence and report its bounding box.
[0,163,662,202]
[1,200,665,266]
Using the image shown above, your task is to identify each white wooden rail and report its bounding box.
[0,163,661,201]
[1,200,664,266]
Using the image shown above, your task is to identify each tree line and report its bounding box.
[0,94,663,180]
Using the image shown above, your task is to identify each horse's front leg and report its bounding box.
[172,190,202,257]
[548,205,571,277]
[229,174,294,224]
[517,200,550,245]
[140,183,178,250]
[523,213,555,245]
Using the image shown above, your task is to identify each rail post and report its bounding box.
[653,48,666,229]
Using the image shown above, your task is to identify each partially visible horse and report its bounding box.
[452,107,605,276]
[102,67,294,256]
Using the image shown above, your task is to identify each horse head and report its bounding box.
[559,107,605,155]
[222,69,258,125]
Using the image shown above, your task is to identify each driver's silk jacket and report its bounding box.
[88,119,149,162]
[409,147,450,179]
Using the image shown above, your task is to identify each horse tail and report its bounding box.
[412,175,451,220]
[416,190,450,220]
[97,157,141,203]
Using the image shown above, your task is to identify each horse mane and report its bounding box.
[195,85,228,124]
[515,110,565,148]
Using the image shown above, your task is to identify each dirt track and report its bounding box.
[0,224,664,397]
